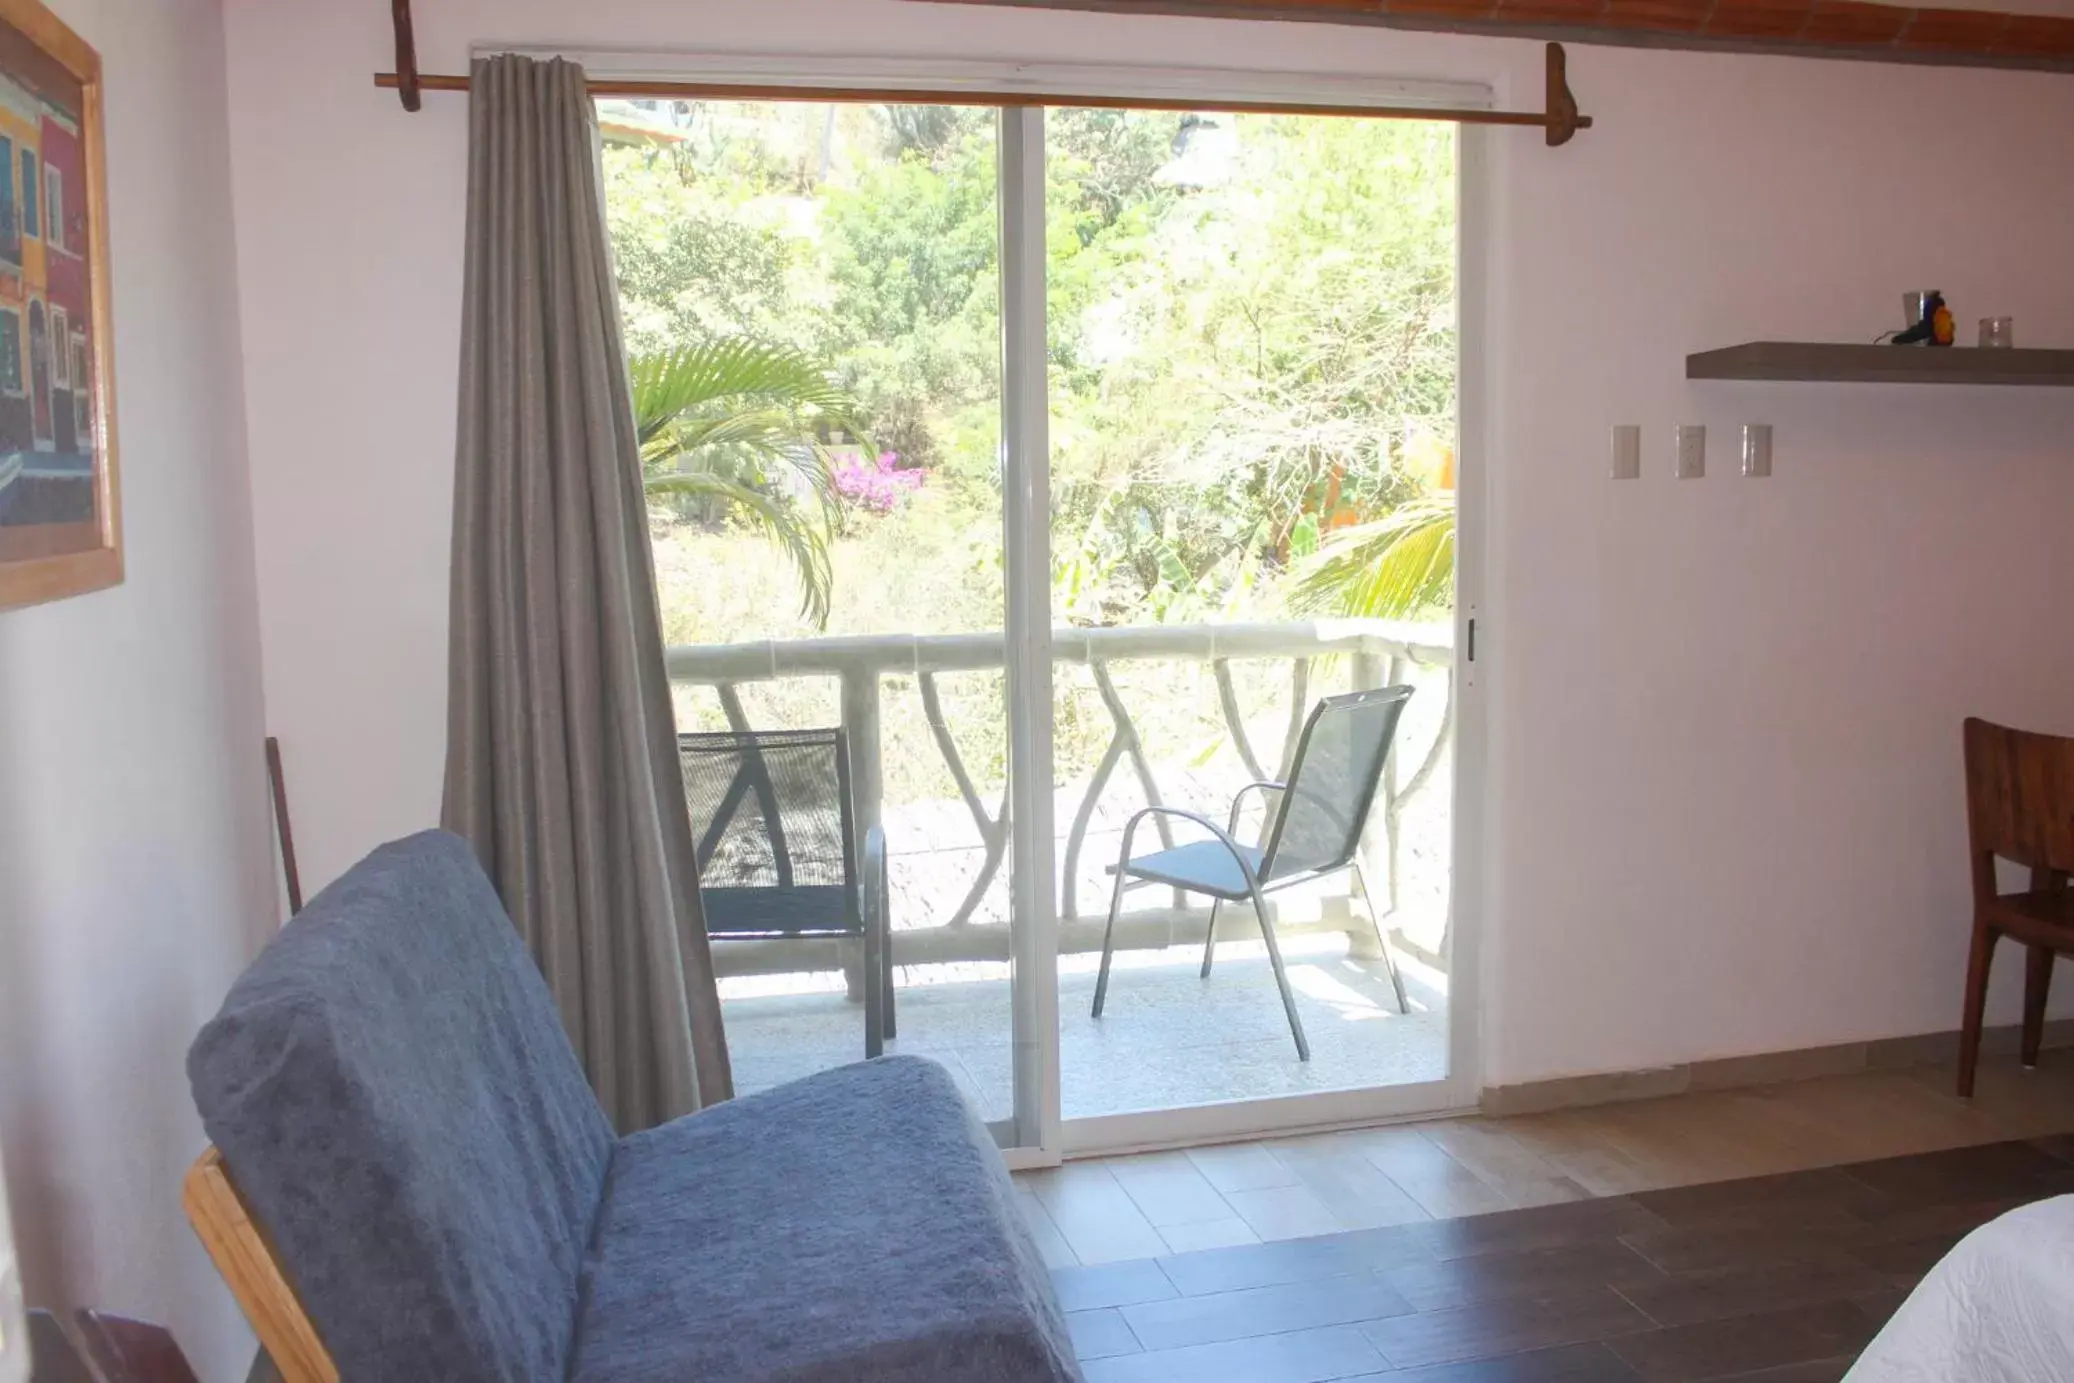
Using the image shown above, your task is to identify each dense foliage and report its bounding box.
[606,101,1457,636]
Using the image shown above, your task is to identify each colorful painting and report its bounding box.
[0,0,114,611]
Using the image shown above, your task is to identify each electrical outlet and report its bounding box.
[1611,424,1641,480]
[1676,425,1706,480]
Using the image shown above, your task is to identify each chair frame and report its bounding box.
[681,727,892,1057]
[1091,686,1416,1062]
[1958,716,2074,1097]
[182,1149,337,1383]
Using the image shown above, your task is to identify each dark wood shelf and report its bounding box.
[1687,341,2074,387]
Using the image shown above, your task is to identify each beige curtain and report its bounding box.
[443,54,732,1131]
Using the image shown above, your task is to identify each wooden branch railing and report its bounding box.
[666,619,1453,965]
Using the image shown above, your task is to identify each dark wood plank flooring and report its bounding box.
[1055,1136,2074,1382]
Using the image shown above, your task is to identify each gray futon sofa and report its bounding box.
[187,830,1081,1383]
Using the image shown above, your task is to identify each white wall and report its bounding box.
[0,0,270,1379]
[222,0,2074,1091]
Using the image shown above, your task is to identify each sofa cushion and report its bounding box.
[188,830,615,1383]
[570,1055,1080,1383]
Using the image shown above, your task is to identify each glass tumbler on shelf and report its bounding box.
[1980,317,2015,349]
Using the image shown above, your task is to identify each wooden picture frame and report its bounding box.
[0,0,118,611]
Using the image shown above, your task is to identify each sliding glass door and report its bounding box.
[607,84,1469,1160]
[1037,107,1462,1144]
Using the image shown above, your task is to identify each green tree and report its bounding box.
[602,144,813,359]
[817,133,1003,474]
[630,341,870,626]
[1046,115,1457,621]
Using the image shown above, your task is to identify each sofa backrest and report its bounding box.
[188,830,615,1382]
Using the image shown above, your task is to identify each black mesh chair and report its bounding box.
[1091,685,1416,1061]
[679,728,891,1057]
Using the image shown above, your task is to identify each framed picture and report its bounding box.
[0,0,115,611]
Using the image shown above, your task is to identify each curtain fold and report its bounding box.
[443,54,732,1132]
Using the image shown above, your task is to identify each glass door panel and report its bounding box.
[1041,106,1460,1123]
[606,98,1025,1131]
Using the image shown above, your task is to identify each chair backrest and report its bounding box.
[1963,717,2074,894]
[186,831,615,1383]
[1261,686,1415,883]
[680,728,857,894]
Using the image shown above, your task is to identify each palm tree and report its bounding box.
[1290,492,1455,620]
[630,340,870,627]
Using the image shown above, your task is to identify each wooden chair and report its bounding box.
[1958,717,2074,1097]
[180,1150,336,1383]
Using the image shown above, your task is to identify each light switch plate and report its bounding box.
[1611,424,1641,480]
[1676,425,1706,480]
[1742,423,1773,478]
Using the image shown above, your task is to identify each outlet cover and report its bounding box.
[1676,424,1706,480]
[1611,424,1641,480]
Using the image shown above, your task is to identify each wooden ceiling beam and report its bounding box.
[906,0,2074,74]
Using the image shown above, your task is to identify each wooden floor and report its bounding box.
[1014,1051,2074,1266]
[1049,1135,2074,1381]
[1019,1053,2074,1381]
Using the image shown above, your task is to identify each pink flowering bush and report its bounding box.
[832,450,925,514]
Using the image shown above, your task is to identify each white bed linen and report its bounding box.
[1845,1194,2074,1383]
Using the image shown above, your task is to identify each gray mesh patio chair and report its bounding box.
[679,728,892,1058]
[1091,685,1416,1062]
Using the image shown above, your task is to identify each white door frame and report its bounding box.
[998,105,1064,1164]
[551,43,1493,1165]
[1056,123,1489,1158]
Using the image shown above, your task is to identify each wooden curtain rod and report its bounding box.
[375,31,1591,144]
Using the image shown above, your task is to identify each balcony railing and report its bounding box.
[666,619,1453,978]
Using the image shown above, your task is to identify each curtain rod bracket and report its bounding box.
[391,0,422,112]
[1546,42,1588,146]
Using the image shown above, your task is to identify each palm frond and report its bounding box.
[630,341,870,448]
[643,471,834,626]
[631,340,870,628]
[1290,494,1455,620]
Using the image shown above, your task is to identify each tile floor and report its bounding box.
[1022,1055,2074,1381]
[725,932,1448,1122]
[1015,1050,2074,1266]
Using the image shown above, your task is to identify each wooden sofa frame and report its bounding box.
[182,1148,339,1383]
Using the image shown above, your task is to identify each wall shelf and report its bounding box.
[1687,342,2074,387]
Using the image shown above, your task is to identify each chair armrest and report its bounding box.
[1228,780,1287,834]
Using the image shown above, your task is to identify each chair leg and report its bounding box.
[1245,882,1311,1062]
[1200,898,1224,979]
[863,908,885,1062]
[1351,863,1409,1015]
[882,911,897,1041]
[1958,918,1998,1098]
[2023,943,2054,1069]
[1091,865,1131,1020]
